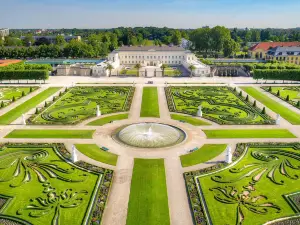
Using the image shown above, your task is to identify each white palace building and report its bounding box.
[92,46,211,77]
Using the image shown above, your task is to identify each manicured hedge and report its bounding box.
[253,69,300,81]
[0,70,49,80]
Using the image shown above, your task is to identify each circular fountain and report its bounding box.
[113,123,186,148]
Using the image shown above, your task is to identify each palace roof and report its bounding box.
[249,42,300,51]
[115,45,186,52]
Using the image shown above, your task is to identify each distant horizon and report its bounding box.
[1,0,300,29]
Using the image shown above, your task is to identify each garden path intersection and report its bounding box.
[0,76,299,225]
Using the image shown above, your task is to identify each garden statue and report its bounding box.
[96,105,101,117]
[39,80,42,87]
[72,145,78,163]
[197,105,203,117]
[226,146,232,164]
[276,114,281,125]
[22,114,26,125]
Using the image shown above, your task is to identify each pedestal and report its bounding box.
[96,105,101,117]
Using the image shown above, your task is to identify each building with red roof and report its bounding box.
[249,42,300,59]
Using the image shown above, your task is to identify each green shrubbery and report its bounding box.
[0,62,51,81]
[253,69,300,81]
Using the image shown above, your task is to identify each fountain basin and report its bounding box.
[112,123,186,148]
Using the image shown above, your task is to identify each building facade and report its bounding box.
[92,46,210,77]
[266,46,300,65]
[249,42,300,59]
[56,64,92,76]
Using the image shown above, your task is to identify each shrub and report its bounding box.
[297,101,300,107]
[22,91,25,97]
[286,95,290,101]
[253,100,257,107]
[262,107,266,114]
[29,87,33,92]
[233,87,237,92]
[268,87,272,92]
[277,90,280,97]
[239,91,242,96]
[253,69,300,81]
[245,95,249,102]
[35,108,39,114]
[0,101,4,108]
[12,96,15,102]
[44,101,48,107]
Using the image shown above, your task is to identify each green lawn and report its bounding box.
[0,87,60,124]
[5,129,95,139]
[171,113,211,126]
[0,86,39,107]
[0,143,108,225]
[140,87,160,117]
[75,144,118,166]
[241,87,300,124]
[31,86,133,125]
[166,86,274,125]
[203,129,296,139]
[126,159,170,225]
[196,143,300,225]
[87,113,128,126]
[180,144,227,167]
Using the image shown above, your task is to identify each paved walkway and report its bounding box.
[1,77,300,225]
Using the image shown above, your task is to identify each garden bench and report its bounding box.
[101,146,109,151]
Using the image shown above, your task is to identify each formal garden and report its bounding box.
[165,86,275,125]
[0,143,113,225]
[262,86,300,109]
[0,86,38,108]
[184,142,300,225]
[28,86,135,125]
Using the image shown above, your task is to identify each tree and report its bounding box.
[297,101,300,107]
[223,38,240,57]
[12,96,15,102]
[171,30,182,45]
[188,65,196,77]
[277,90,280,96]
[160,64,168,77]
[210,26,231,52]
[0,101,4,108]
[55,35,66,46]
[134,63,142,77]
[106,64,114,77]
[22,91,25,97]
[35,108,39,114]
[22,34,35,46]
[286,95,290,101]
[262,107,266,114]
[245,95,249,102]
[253,100,257,107]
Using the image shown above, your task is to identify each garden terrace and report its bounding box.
[0,87,60,125]
[185,143,300,225]
[261,86,300,109]
[241,87,300,124]
[0,143,113,225]
[30,86,135,125]
[0,86,38,108]
[165,86,275,125]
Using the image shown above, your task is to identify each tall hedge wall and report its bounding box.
[0,70,49,80]
[253,69,300,81]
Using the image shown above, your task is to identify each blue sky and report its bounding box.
[1,0,300,28]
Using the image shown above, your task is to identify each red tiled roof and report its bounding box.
[0,60,22,67]
[249,42,300,51]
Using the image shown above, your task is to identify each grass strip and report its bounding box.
[241,86,300,124]
[140,87,160,117]
[203,129,296,139]
[180,144,227,167]
[171,113,211,126]
[126,158,170,225]
[75,144,118,166]
[0,87,61,124]
[87,113,128,126]
[5,129,95,139]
